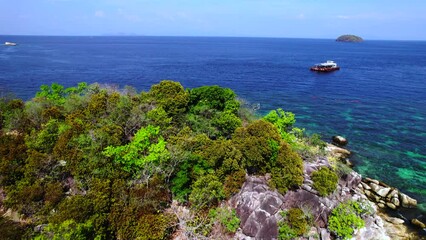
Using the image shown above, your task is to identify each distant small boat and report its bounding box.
[310,60,340,72]
[4,42,17,46]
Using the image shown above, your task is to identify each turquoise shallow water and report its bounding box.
[1,36,426,218]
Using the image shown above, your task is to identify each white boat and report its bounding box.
[310,60,340,72]
[4,42,17,46]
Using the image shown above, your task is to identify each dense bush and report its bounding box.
[328,200,366,239]
[311,167,338,196]
[278,208,310,239]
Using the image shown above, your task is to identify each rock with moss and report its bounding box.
[336,34,363,42]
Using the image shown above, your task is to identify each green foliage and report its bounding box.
[189,85,239,112]
[187,85,241,138]
[309,133,327,150]
[278,222,297,240]
[135,213,176,240]
[36,82,87,106]
[278,208,311,240]
[103,125,170,175]
[233,120,281,174]
[263,108,298,144]
[278,208,311,239]
[149,80,189,117]
[224,168,246,197]
[0,133,26,187]
[35,219,98,240]
[269,142,304,194]
[0,216,30,240]
[311,167,338,197]
[189,173,225,209]
[209,207,240,233]
[328,201,366,239]
[287,208,309,236]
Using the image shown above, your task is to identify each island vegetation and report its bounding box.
[336,34,364,42]
[0,81,374,239]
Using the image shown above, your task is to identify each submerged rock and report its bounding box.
[412,218,426,229]
[332,135,348,146]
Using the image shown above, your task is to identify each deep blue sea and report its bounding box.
[1,36,426,217]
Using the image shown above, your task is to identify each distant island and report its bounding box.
[336,34,363,42]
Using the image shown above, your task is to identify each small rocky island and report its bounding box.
[336,34,364,42]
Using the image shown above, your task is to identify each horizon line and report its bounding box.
[1,34,425,42]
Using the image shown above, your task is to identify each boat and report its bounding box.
[4,42,17,46]
[310,60,340,72]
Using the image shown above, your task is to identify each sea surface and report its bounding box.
[1,36,426,218]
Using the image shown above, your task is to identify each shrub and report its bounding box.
[223,168,246,197]
[311,167,338,197]
[35,219,97,240]
[269,142,304,194]
[209,207,240,233]
[278,208,310,240]
[328,201,365,239]
[189,173,225,209]
[136,213,176,240]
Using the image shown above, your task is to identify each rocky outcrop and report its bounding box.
[326,143,351,160]
[377,211,419,240]
[230,156,392,240]
[358,177,417,210]
[230,175,283,239]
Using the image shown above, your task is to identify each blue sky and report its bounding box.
[1,0,426,40]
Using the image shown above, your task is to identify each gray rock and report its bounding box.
[387,189,399,199]
[364,189,372,197]
[391,197,400,207]
[399,192,417,208]
[386,217,405,225]
[386,202,396,210]
[378,203,385,208]
[232,176,283,239]
[361,182,371,190]
[320,228,330,240]
[376,187,391,198]
[365,177,380,185]
[369,182,380,193]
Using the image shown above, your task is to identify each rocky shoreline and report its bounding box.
[227,137,425,239]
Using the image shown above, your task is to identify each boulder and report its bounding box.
[369,182,381,193]
[376,187,391,198]
[391,197,400,207]
[231,176,284,239]
[320,228,330,240]
[332,135,348,146]
[386,202,397,210]
[399,192,417,208]
[364,177,380,185]
[326,144,351,160]
[386,217,405,225]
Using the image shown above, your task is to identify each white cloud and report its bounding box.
[95,10,105,18]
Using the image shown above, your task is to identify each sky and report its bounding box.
[1,0,426,40]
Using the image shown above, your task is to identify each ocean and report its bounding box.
[1,36,426,218]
